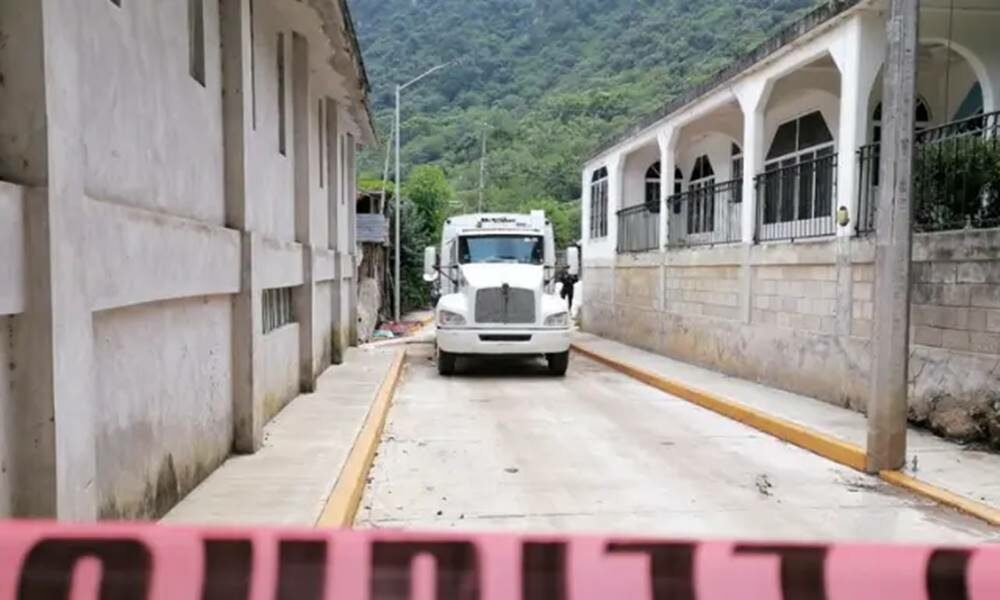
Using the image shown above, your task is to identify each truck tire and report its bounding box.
[438,350,457,376]
[546,351,569,376]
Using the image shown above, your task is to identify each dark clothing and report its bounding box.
[558,272,578,311]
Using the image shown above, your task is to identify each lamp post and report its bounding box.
[394,60,458,322]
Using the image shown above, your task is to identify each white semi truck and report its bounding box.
[422,211,579,376]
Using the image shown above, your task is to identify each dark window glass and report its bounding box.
[459,235,544,265]
[768,121,798,159]
[798,111,833,149]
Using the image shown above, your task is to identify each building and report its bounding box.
[581,0,1000,446]
[0,0,373,519]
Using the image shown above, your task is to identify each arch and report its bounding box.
[920,36,995,113]
[645,161,661,209]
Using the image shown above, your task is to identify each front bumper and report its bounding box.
[436,327,572,355]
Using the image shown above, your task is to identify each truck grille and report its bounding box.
[474,287,535,324]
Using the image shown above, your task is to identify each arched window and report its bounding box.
[873,97,931,144]
[731,143,743,182]
[763,111,835,225]
[688,155,715,234]
[645,162,661,211]
[589,167,609,239]
[672,167,684,214]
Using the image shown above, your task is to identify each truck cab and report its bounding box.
[423,211,576,376]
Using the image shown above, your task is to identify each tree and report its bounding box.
[404,164,454,242]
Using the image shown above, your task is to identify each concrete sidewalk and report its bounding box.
[573,332,1000,514]
[163,345,400,526]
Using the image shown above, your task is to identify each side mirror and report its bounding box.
[567,246,580,277]
[422,246,438,283]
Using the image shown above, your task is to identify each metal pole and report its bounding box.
[867,0,918,473]
[394,84,401,322]
[379,124,393,215]
[478,127,487,213]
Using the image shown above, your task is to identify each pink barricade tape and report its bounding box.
[0,521,996,599]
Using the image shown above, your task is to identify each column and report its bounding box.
[326,101,346,364]
[291,32,317,391]
[657,128,677,251]
[657,128,676,316]
[831,14,885,237]
[16,0,99,518]
[735,78,773,244]
[346,135,359,346]
[607,153,625,256]
[220,0,263,453]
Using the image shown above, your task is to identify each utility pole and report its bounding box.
[394,84,401,322]
[392,61,458,322]
[867,0,919,473]
[478,125,488,213]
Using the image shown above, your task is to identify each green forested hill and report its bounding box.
[349,0,819,235]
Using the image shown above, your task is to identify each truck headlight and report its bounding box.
[544,312,569,327]
[438,310,466,327]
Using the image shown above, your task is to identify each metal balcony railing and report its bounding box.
[755,152,837,242]
[858,110,1000,234]
[667,179,743,247]
[616,203,659,254]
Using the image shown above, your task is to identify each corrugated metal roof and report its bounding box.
[357,213,389,244]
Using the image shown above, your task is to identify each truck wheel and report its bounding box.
[546,351,569,376]
[438,350,457,376]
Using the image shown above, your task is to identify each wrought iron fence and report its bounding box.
[616,203,659,253]
[755,152,838,242]
[667,179,743,247]
[858,110,1000,234]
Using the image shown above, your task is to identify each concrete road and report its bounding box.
[357,345,999,543]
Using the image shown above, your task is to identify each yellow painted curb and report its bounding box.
[316,348,407,528]
[572,342,1000,527]
[880,470,1000,526]
[572,343,868,472]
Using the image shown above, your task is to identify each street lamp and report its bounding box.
[394,60,459,322]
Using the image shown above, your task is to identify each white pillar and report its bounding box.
[735,79,773,244]
[831,14,886,237]
[607,153,625,253]
[657,128,677,251]
[580,168,591,246]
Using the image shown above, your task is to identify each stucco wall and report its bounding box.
[260,323,301,423]
[93,296,233,519]
[314,282,334,376]
[81,0,225,225]
[247,0,296,241]
[583,229,1000,448]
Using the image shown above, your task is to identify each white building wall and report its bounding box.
[247,2,296,241]
[81,0,226,225]
[93,296,233,519]
[0,0,371,519]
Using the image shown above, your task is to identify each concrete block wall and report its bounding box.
[0,0,370,520]
[584,229,1000,448]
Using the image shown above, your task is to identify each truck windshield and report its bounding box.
[458,235,544,265]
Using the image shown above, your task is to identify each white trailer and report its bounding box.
[422,211,579,376]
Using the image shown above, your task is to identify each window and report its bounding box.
[458,235,544,265]
[318,99,325,188]
[589,167,609,238]
[763,111,836,225]
[250,0,257,129]
[672,167,684,214]
[872,97,930,144]
[277,32,286,156]
[731,143,743,182]
[645,162,661,211]
[688,155,715,234]
[188,0,206,86]
[262,287,295,334]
